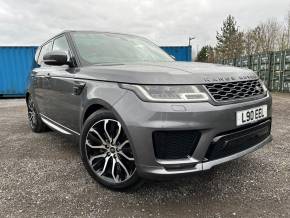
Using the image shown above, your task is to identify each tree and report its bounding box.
[212,11,290,62]
[196,45,214,62]
[280,10,290,50]
[260,19,280,52]
[215,15,244,60]
[277,25,288,51]
[244,18,286,54]
[277,11,290,50]
[244,26,266,55]
[285,11,290,49]
[244,29,255,56]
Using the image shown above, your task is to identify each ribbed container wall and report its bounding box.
[250,54,260,77]
[283,50,290,92]
[0,47,37,97]
[259,53,271,87]
[160,46,192,61]
[271,51,283,91]
[224,58,235,66]
[235,56,250,68]
[218,49,290,92]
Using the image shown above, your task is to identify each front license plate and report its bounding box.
[236,105,267,126]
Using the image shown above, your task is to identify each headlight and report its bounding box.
[120,84,209,102]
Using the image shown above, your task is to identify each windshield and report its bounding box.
[71,32,174,65]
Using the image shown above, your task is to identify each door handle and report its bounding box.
[73,81,86,95]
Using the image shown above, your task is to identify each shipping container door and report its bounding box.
[251,55,260,77]
[271,51,283,91]
[259,53,271,88]
[282,50,290,92]
[0,47,37,97]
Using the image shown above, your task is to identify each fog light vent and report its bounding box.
[153,130,201,160]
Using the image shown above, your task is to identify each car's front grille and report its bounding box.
[205,119,271,161]
[153,130,201,160]
[205,80,265,102]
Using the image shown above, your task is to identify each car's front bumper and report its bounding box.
[139,135,272,178]
[113,91,272,179]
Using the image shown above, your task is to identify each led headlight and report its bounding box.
[120,84,209,102]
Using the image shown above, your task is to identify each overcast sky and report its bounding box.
[0,0,289,53]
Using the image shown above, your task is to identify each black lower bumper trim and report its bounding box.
[205,119,271,161]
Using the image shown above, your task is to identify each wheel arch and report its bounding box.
[80,98,139,174]
[81,99,132,146]
[82,103,106,124]
[81,99,122,127]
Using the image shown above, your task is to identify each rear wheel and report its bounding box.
[80,110,141,190]
[27,96,47,133]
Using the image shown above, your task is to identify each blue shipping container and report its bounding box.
[0,45,191,98]
[0,46,37,97]
[161,46,192,61]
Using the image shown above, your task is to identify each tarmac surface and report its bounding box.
[0,93,289,217]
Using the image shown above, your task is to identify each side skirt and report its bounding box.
[40,114,80,136]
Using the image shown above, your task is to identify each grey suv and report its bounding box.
[27,31,272,190]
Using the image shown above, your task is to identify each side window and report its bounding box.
[37,41,52,65]
[52,35,69,54]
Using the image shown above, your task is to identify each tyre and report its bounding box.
[80,110,142,190]
[27,95,48,133]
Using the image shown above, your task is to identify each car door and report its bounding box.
[44,34,82,133]
[33,41,53,116]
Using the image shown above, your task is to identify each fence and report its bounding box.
[217,50,290,92]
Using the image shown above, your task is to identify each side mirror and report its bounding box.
[43,51,69,66]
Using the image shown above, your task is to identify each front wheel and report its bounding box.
[80,110,141,190]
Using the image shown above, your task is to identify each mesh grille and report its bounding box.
[153,131,201,160]
[205,80,265,102]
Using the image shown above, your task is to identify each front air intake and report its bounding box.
[205,119,271,161]
[153,130,201,160]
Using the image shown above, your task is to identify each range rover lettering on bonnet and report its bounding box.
[203,75,258,83]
